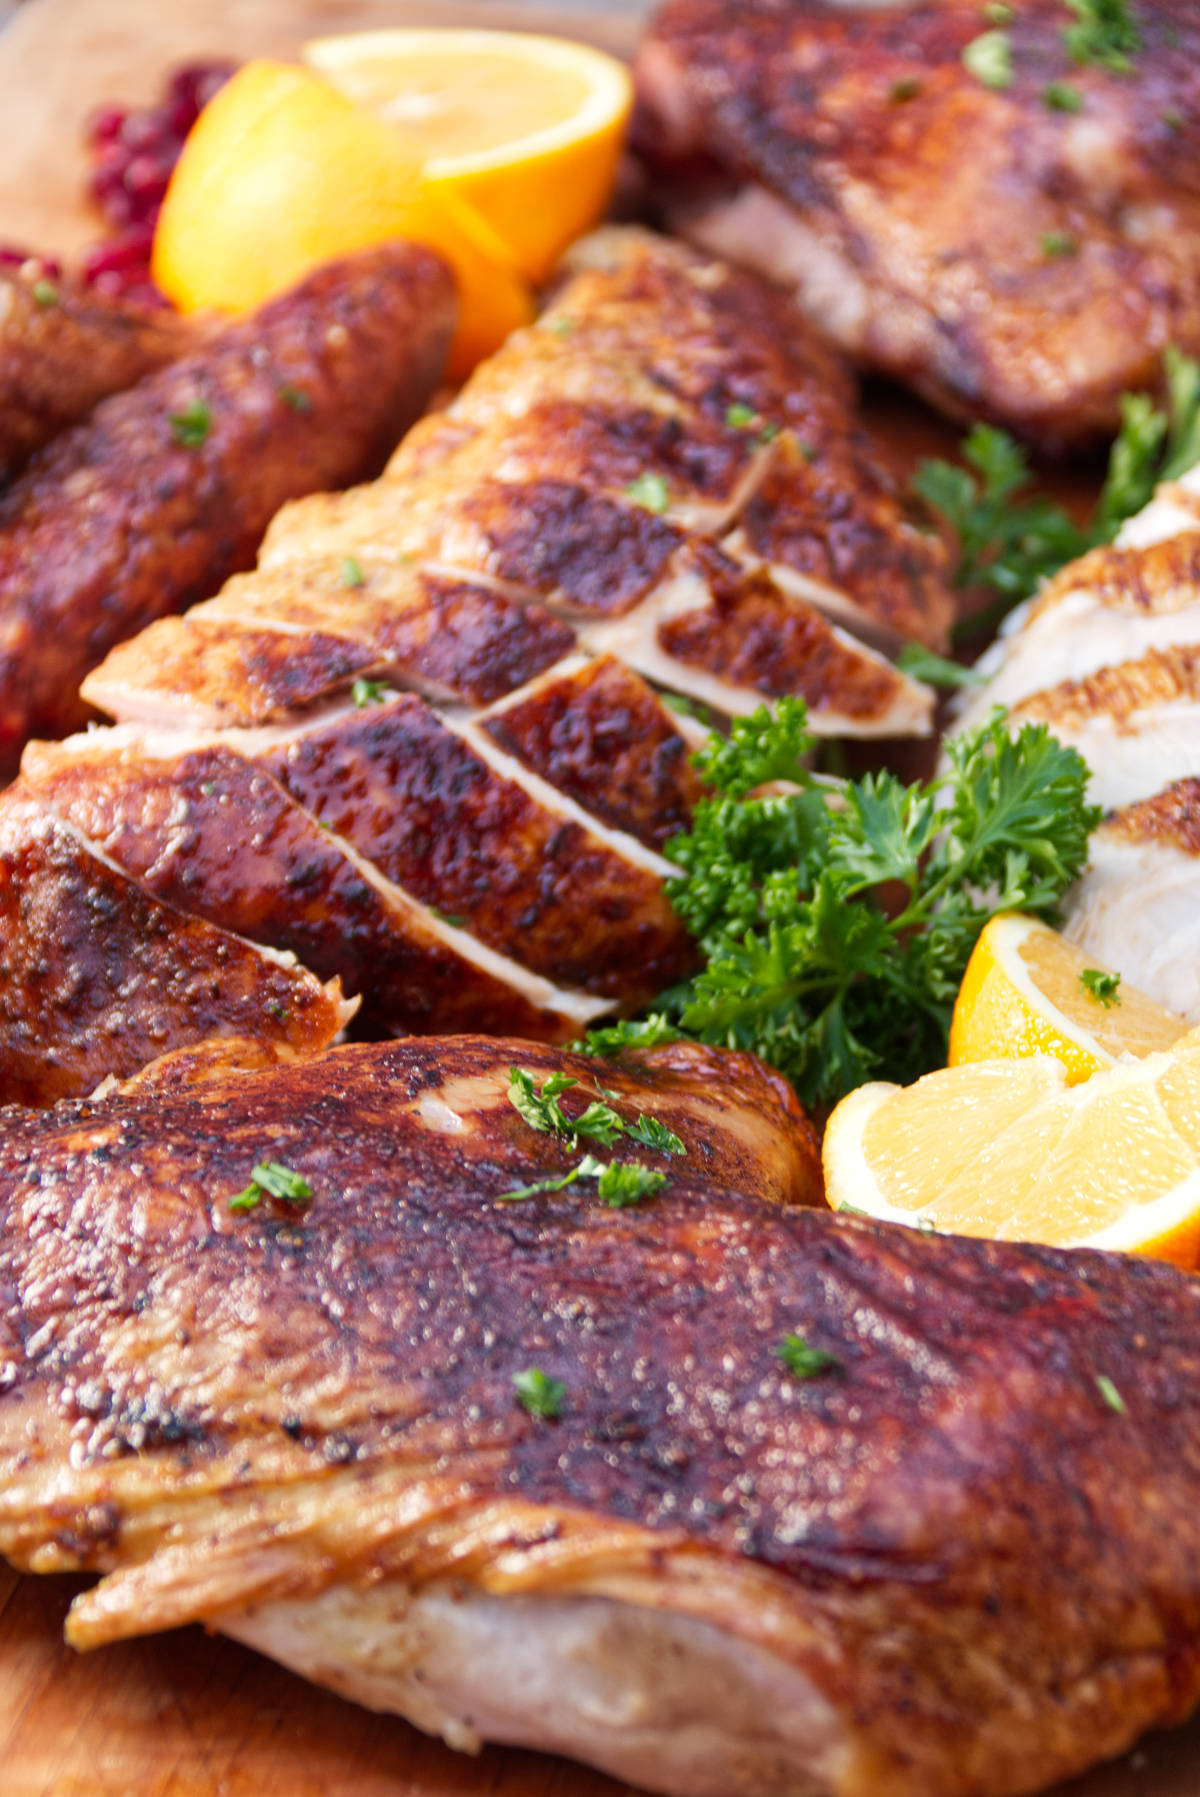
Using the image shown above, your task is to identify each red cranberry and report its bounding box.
[123,154,173,208]
[169,60,236,120]
[86,104,128,149]
[81,222,156,284]
[119,110,167,156]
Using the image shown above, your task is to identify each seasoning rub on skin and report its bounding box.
[3,1033,1200,1797]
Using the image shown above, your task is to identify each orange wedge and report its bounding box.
[152,59,533,378]
[823,1027,1200,1267]
[949,913,1188,1085]
[303,29,633,282]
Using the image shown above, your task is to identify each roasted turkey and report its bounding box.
[2,229,953,1100]
[0,265,189,479]
[3,1033,1200,1797]
[956,456,1200,1017]
[634,0,1200,449]
[0,241,456,775]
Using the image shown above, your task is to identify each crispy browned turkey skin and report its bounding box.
[634,0,1200,448]
[0,789,354,1105]
[0,241,455,774]
[2,1035,1199,1797]
[2,230,952,1091]
[0,269,190,479]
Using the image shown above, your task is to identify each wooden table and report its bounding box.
[1,3,1198,1792]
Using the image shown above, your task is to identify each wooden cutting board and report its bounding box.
[0,2,1198,1793]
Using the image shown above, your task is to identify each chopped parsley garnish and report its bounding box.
[626,471,670,514]
[1044,80,1085,110]
[1041,230,1079,258]
[513,1367,566,1418]
[278,383,313,413]
[726,401,759,430]
[624,1114,686,1156]
[230,1160,314,1213]
[341,556,365,588]
[597,1161,668,1206]
[1095,1373,1128,1414]
[168,399,212,448]
[546,314,574,336]
[888,75,922,102]
[581,700,1099,1109]
[502,1070,686,1203]
[506,1067,686,1157]
[984,0,1014,19]
[963,27,1014,88]
[32,278,59,307]
[1064,0,1140,71]
[759,421,782,445]
[1080,967,1122,1006]
[507,1067,626,1146]
[776,1334,841,1380]
[352,677,391,708]
[1162,108,1183,133]
[915,347,1200,636]
[895,644,985,690]
[496,1153,607,1203]
[496,1151,666,1207]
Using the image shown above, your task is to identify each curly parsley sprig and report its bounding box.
[915,347,1200,639]
[582,700,1100,1109]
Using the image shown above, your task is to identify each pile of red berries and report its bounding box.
[81,61,236,305]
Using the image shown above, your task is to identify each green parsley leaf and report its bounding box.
[888,75,922,102]
[352,677,391,708]
[1064,0,1140,71]
[169,399,212,448]
[495,1152,607,1203]
[1041,230,1079,258]
[230,1160,314,1213]
[506,1067,625,1146]
[776,1334,841,1379]
[582,703,1100,1109]
[341,556,365,588]
[1080,967,1122,1006]
[597,1160,668,1206]
[624,1114,686,1156]
[984,0,1014,19]
[1043,80,1084,110]
[1095,1372,1128,1414]
[32,278,59,307]
[692,693,815,797]
[759,421,782,445]
[963,27,1014,88]
[626,471,670,514]
[513,1367,566,1419]
[726,401,759,430]
[279,383,313,413]
[895,643,985,689]
[917,349,1200,634]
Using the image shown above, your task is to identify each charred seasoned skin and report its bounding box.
[0,789,353,1106]
[0,270,190,480]
[2,1035,1200,1797]
[0,242,455,774]
[6,230,949,1072]
[635,0,1200,449]
[19,732,608,1047]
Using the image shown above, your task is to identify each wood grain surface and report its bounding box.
[0,3,1198,1794]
